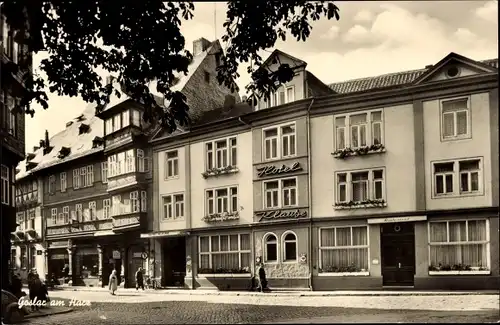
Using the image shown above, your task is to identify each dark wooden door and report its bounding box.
[381,222,415,286]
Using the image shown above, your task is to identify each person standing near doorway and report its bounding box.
[135,267,144,290]
[108,270,118,295]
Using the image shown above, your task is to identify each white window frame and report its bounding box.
[334,110,384,150]
[89,201,97,220]
[75,204,83,222]
[50,208,57,225]
[431,158,483,198]
[108,155,116,178]
[137,149,146,172]
[125,149,136,173]
[60,172,67,192]
[205,186,238,215]
[334,169,386,204]
[281,231,298,263]
[112,195,121,216]
[318,226,370,273]
[101,162,108,183]
[130,191,139,213]
[440,96,471,141]
[16,212,25,230]
[198,234,251,272]
[86,165,94,186]
[73,169,80,189]
[103,199,111,219]
[263,232,278,263]
[205,137,237,170]
[48,175,56,194]
[165,150,179,179]
[263,177,298,209]
[427,219,490,271]
[1,165,9,205]
[61,206,69,224]
[162,193,184,220]
[262,122,297,161]
[140,191,147,212]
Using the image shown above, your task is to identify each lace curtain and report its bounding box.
[320,227,368,270]
[199,234,251,271]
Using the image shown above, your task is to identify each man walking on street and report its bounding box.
[135,267,144,290]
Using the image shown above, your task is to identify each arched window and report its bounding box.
[283,232,297,262]
[264,233,278,262]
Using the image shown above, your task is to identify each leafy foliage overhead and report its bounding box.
[2,1,340,132]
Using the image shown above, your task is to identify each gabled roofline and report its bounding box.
[412,52,497,85]
[261,49,308,69]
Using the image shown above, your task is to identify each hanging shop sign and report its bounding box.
[112,250,121,259]
[255,209,308,222]
[141,252,148,260]
[256,162,302,177]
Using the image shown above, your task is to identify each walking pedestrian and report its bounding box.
[135,267,144,290]
[108,270,118,295]
[257,264,268,293]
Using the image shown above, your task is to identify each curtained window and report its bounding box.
[429,220,489,269]
[319,226,369,273]
[198,234,251,273]
[264,233,278,262]
[283,232,297,262]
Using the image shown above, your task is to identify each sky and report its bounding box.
[25,0,498,152]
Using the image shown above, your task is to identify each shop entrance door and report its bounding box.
[162,237,186,287]
[381,222,415,287]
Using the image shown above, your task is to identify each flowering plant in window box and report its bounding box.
[319,264,362,273]
[198,267,250,274]
[201,166,239,179]
[202,211,240,223]
[332,144,386,159]
[334,199,386,209]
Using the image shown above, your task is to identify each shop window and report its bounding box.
[428,220,489,271]
[20,247,27,269]
[282,232,297,262]
[318,226,369,273]
[75,248,99,278]
[198,234,251,274]
[264,233,278,262]
[30,247,36,270]
[10,249,16,269]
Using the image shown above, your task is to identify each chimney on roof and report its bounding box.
[425,64,433,69]
[44,130,49,148]
[193,38,211,56]
[39,139,45,148]
[106,75,115,85]
[223,95,237,111]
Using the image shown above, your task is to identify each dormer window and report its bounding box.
[79,123,90,135]
[26,153,36,161]
[58,146,71,159]
[92,136,104,149]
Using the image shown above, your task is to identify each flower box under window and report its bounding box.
[334,199,387,210]
[428,264,489,275]
[197,267,250,277]
[202,212,240,223]
[201,166,239,179]
[318,265,369,277]
[332,144,386,159]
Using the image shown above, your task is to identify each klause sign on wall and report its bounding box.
[256,162,302,177]
[255,209,308,222]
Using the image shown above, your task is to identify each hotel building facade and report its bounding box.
[143,51,499,290]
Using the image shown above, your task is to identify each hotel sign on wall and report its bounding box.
[256,162,302,177]
[255,209,308,222]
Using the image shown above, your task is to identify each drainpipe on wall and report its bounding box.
[306,98,314,291]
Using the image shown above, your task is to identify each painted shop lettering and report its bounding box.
[257,162,302,177]
[256,209,308,221]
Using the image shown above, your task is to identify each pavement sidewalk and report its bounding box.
[23,307,73,319]
[46,285,500,297]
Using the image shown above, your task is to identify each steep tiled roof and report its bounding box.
[329,58,498,94]
[16,104,103,181]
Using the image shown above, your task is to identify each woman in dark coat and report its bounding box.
[257,264,268,293]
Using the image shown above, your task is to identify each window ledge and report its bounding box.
[202,167,239,179]
[334,202,387,210]
[332,145,386,159]
[428,270,490,275]
[197,273,251,278]
[318,271,370,277]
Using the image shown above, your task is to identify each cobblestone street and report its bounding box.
[27,291,500,324]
